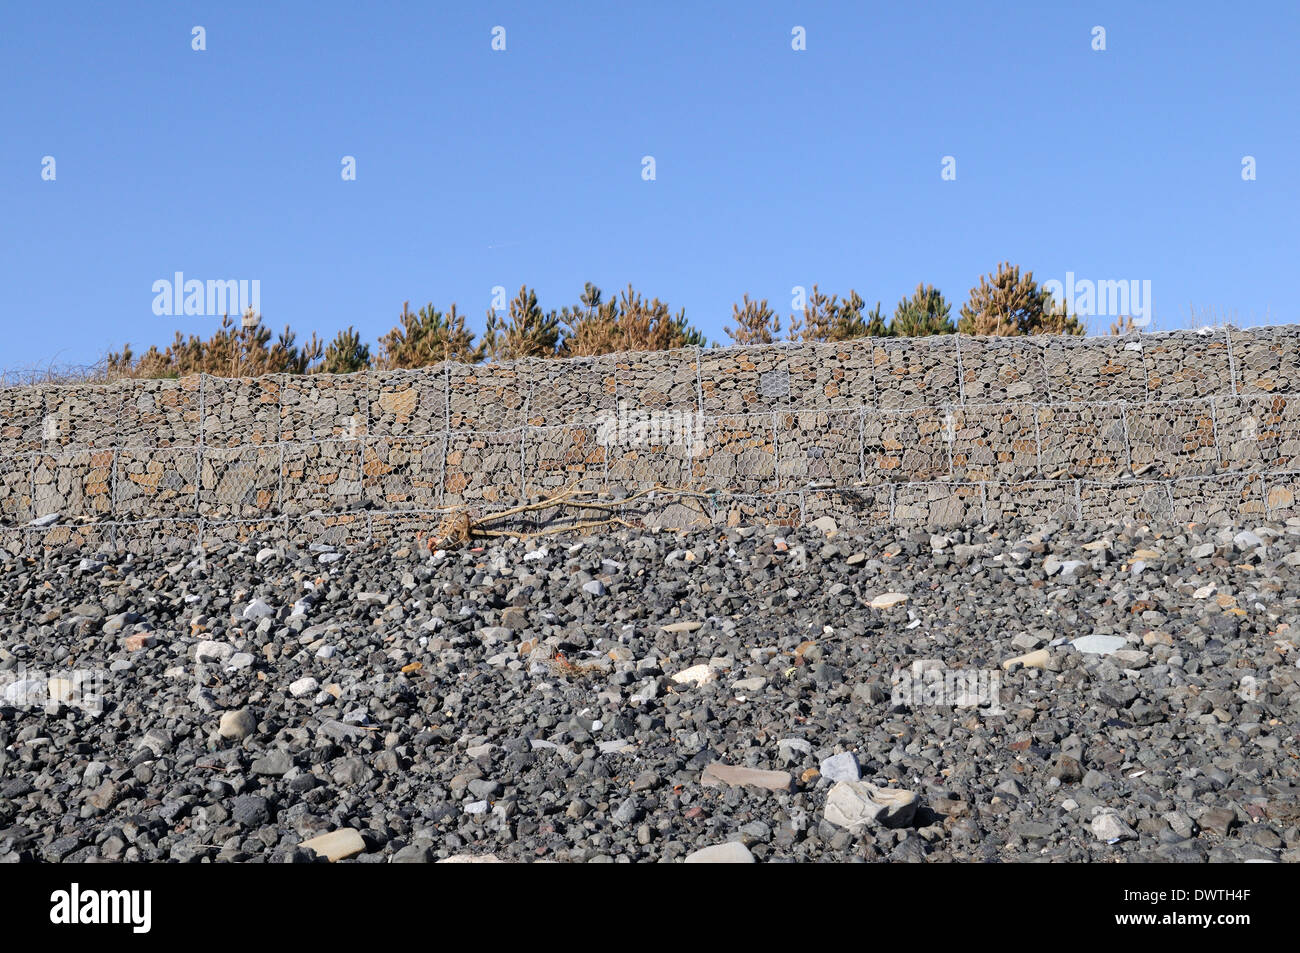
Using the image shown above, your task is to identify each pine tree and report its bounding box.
[490,285,560,360]
[559,283,708,356]
[790,285,837,342]
[726,294,780,344]
[831,291,873,340]
[790,288,888,342]
[107,310,323,378]
[378,301,480,368]
[958,262,1085,336]
[321,327,371,373]
[481,307,502,363]
[864,300,889,337]
[891,283,955,337]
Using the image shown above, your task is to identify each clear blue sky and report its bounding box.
[2,1,1297,370]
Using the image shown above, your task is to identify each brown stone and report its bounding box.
[701,763,793,793]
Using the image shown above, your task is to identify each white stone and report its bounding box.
[242,599,274,621]
[671,664,717,687]
[824,781,918,830]
[289,677,319,698]
[1234,530,1264,550]
[869,592,909,610]
[1071,635,1127,656]
[3,678,46,705]
[683,842,755,864]
[819,752,860,783]
[195,640,233,663]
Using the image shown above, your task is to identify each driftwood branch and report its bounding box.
[427,483,708,548]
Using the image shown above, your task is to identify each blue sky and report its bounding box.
[2,1,1297,370]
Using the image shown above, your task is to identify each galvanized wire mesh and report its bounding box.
[2,325,1300,554]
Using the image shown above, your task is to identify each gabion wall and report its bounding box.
[2,324,1299,554]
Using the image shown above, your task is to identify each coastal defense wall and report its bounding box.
[2,324,1300,553]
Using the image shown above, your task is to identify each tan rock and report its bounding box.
[701,763,793,793]
[1267,487,1294,509]
[661,621,704,633]
[47,678,76,704]
[377,388,417,419]
[1001,648,1050,671]
[299,828,366,862]
[439,853,504,864]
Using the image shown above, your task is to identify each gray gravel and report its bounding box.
[1,516,1299,863]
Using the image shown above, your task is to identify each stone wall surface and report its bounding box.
[2,324,1300,551]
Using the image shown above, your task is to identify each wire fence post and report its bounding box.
[1224,324,1240,397]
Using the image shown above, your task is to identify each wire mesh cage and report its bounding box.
[3,325,1300,553]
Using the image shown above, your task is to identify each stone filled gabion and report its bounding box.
[114,378,202,448]
[2,326,1300,548]
[526,357,618,428]
[1233,325,1300,395]
[281,374,367,441]
[284,441,362,515]
[202,376,280,448]
[114,448,199,519]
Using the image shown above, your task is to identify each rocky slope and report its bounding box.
[1,518,1298,862]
